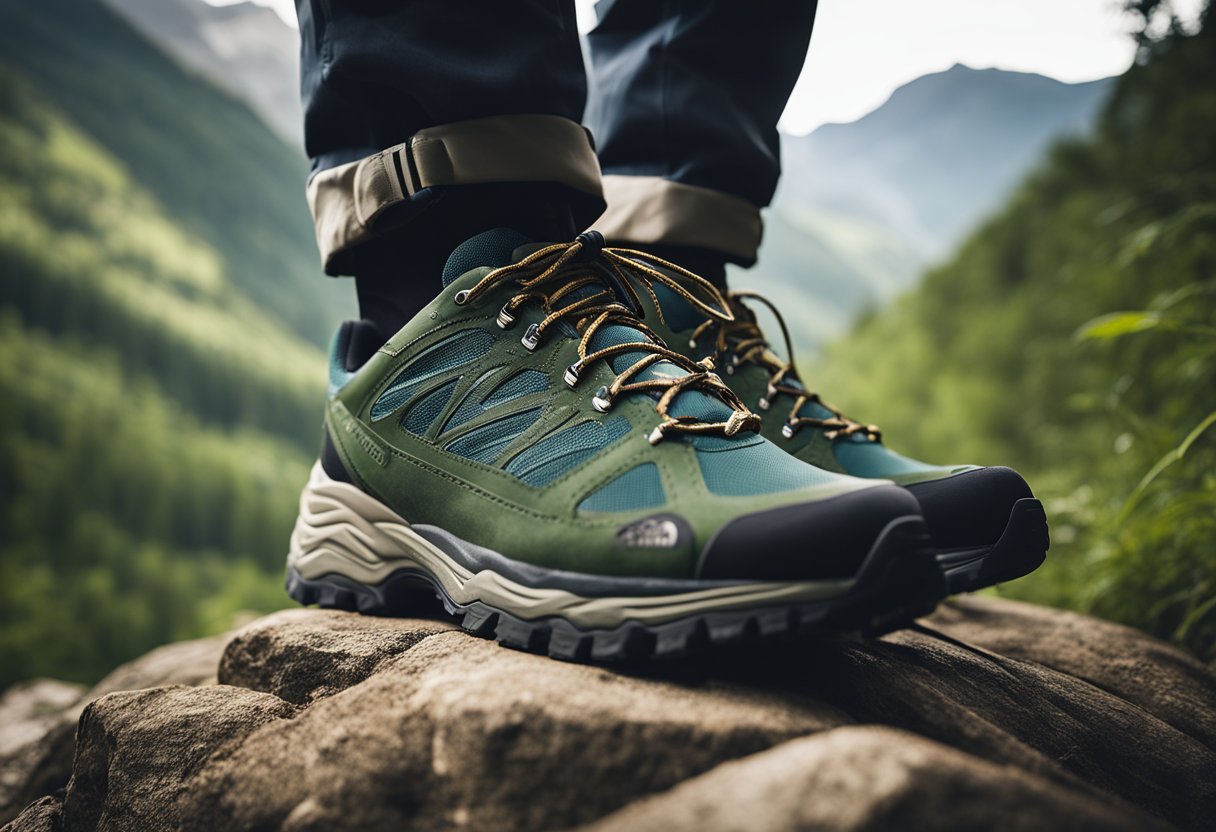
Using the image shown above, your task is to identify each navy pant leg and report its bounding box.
[298,0,589,174]
[585,0,819,266]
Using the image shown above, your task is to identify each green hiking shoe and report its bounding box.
[634,285,1049,595]
[286,230,946,661]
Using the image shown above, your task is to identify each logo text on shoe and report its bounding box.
[615,516,684,549]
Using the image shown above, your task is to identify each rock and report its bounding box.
[0,681,85,759]
[61,687,297,832]
[192,630,845,831]
[0,680,80,829]
[217,609,457,704]
[0,635,228,826]
[4,599,1215,832]
[3,796,61,832]
[575,726,1167,832]
[928,595,1216,750]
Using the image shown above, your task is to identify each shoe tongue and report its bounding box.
[441,228,533,287]
[442,229,736,426]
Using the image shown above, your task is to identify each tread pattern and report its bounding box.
[286,520,947,663]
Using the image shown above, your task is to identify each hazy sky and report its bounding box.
[207,0,1204,134]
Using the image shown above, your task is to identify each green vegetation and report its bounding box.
[812,6,1216,659]
[0,76,318,688]
[0,0,351,345]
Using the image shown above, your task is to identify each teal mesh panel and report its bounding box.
[442,367,503,431]
[506,417,631,487]
[445,369,549,431]
[697,439,841,496]
[485,370,550,406]
[328,327,356,399]
[402,380,457,435]
[587,324,734,423]
[371,329,494,421]
[441,228,531,286]
[786,377,842,422]
[578,464,665,513]
[833,438,937,478]
[444,408,544,464]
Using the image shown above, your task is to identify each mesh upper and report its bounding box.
[833,438,939,478]
[371,329,494,421]
[445,408,544,464]
[441,228,531,286]
[402,380,457,435]
[578,464,666,513]
[505,417,631,487]
[697,436,842,496]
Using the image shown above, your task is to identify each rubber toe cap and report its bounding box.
[904,466,1033,549]
[697,484,924,581]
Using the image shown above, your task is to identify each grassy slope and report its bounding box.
[810,18,1216,659]
[0,76,318,687]
[0,0,351,345]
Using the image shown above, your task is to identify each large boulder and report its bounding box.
[2,596,1213,832]
[0,635,228,827]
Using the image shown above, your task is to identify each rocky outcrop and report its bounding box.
[3,597,1213,832]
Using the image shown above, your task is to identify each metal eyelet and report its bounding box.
[757,397,770,410]
[563,362,583,388]
[454,290,471,305]
[647,425,665,445]
[496,304,517,329]
[781,422,797,440]
[521,323,542,351]
[592,386,613,412]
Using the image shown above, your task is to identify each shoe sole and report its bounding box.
[934,497,1049,594]
[285,463,947,662]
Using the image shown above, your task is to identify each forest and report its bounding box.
[813,4,1216,660]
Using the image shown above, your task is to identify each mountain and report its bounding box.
[808,16,1216,660]
[0,0,343,687]
[100,0,303,146]
[736,65,1114,350]
[0,0,350,347]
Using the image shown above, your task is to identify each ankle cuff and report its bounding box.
[597,176,763,266]
[308,115,605,275]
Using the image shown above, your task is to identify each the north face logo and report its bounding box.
[615,517,682,549]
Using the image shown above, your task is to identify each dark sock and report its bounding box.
[353,183,582,337]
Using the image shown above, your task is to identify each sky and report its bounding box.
[206,0,1205,135]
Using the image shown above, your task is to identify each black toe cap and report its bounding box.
[697,485,923,581]
[904,466,1032,549]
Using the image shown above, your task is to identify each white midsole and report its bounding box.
[288,462,855,630]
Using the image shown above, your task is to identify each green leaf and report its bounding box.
[1075,311,1162,341]
[1119,409,1216,522]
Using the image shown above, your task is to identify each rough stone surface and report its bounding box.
[576,726,1169,832]
[0,635,227,826]
[3,596,1214,832]
[4,796,61,832]
[217,608,457,704]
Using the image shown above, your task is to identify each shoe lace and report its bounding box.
[688,290,881,443]
[454,232,762,446]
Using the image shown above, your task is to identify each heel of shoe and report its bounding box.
[286,461,414,587]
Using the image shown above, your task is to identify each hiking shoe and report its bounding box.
[633,285,1048,595]
[286,230,946,661]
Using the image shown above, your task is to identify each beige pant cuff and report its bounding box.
[595,175,763,263]
[306,114,604,274]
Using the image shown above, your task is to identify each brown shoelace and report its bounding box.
[455,233,761,445]
[689,290,880,442]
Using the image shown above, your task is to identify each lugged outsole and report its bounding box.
[285,517,947,663]
[935,497,1050,594]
